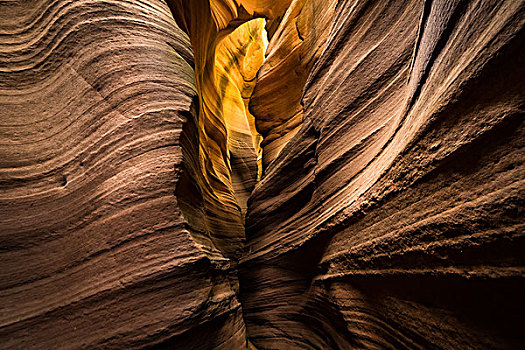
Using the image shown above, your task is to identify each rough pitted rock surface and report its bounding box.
[1,0,524,349]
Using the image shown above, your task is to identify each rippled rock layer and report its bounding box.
[0,0,245,348]
[1,0,524,349]
[241,0,525,348]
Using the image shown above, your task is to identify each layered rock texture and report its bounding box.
[249,0,337,168]
[242,0,525,348]
[1,0,524,349]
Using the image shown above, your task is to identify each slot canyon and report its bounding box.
[0,0,524,348]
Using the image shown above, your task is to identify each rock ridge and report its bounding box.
[0,0,523,349]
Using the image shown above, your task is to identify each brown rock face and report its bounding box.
[0,0,246,348]
[242,0,525,348]
[1,0,523,349]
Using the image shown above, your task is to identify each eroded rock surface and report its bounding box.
[241,0,525,348]
[249,0,337,168]
[0,0,523,349]
[0,0,246,348]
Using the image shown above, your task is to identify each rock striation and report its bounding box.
[0,0,245,348]
[249,0,337,168]
[1,0,524,349]
[241,0,525,348]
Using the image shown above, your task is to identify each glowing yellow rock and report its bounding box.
[250,0,337,168]
[168,0,275,258]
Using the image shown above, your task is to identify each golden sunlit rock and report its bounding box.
[250,0,337,168]
[169,1,273,260]
[215,18,267,212]
[1,0,524,348]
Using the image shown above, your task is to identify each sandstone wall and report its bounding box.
[1,0,523,349]
[241,0,525,348]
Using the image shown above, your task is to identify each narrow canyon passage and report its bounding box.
[171,1,525,348]
[0,0,523,349]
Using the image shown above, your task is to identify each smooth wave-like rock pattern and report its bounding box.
[1,0,523,349]
[0,0,246,348]
[241,0,524,348]
[249,0,337,168]
[214,18,267,209]
[167,0,285,260]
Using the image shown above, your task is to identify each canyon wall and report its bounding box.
[0,0,524,349]
[241,0,525,348]
[0,0,246,348]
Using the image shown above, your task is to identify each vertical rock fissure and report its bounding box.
[166,2,337,347]
[175,18,267,251]
[172,14,269,348]
[214,18,268,217]
[168,0,269,264]
[170,11,270,347]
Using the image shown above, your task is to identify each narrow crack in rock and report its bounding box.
[1,0,523,349]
